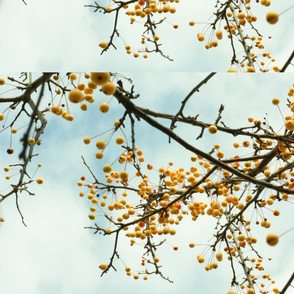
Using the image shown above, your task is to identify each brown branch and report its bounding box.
[280,50,294,73]
[280,271,294,294]
[170,73,216,131]
[113,90,294,195]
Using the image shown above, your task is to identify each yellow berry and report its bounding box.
[266,12,279,24]
[99,42,108,48]
[272,98,279,105]
[91,72,110,85]
[266,233,279,246]
[101,82,116,96]
[89,214,96,220]
[120,171,129,180]
[36,178,43,184]
[103,164,112,173]
[285,120,294,131]
[99,263,108,270]
[208,125,217,134]
[68,89,84,103]
[96,140,106,150]
[99,103,110,113]
[83,137,91,144]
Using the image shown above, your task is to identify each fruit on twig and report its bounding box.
[36,178,44,184]
[101,82,116,95]
[96,140,106,150]
[7,148,14,154]
[99,263,108,270]
[266,12,279,24]
[91,73,110,85]
[120,171,129,180]
[285,120,294,131]
[208,125,218,134]
[99,103,110,113]
[68,89,84,103]
[272,98,280,105]
[103,164,112,173]
[266,233,279,246]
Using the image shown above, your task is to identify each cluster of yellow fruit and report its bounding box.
[125,0,178,19]
[50,73,116,121]
[99,0,179,58]
[192,1,282,72]
[74,83,294,289]
[3,164,43,184]
[79,141,285,282]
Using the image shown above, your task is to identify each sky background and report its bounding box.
[0,73,294,294]
[0,0,293,71]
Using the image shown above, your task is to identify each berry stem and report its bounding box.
[279,4,294,16]
[278,226,294,238]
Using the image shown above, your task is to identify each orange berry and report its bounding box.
[99,42,108,48]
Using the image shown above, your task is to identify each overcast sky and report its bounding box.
[0,73,294,294]
[0,0,293,71]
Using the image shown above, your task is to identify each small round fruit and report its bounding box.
[272,98,279,105]
[90,72,110,85]
[68,89,84,103]
[285,120,294,131]
[89,214,96,220]
[99,103,110,113]
[120,171,129,180]
[96,140,106,150]
[99,263,108,270]
[36,178,44,184]
[266,12,279,24]
[0,78,5,85]
[28,138,35,145]
[115,136,124,145]
[266,233,279,246]
[83,137,91,144]
[101,82,116,95]
[0,113,4,121]
[197,33,205,41]
[197,255,205,263]
[103,164,112,173]
[7,148,14,154]
[95,152,103,159]
[208,125,218,134]
[99,42,108,48]
[114,120,121,128]
[69,73,77,81]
